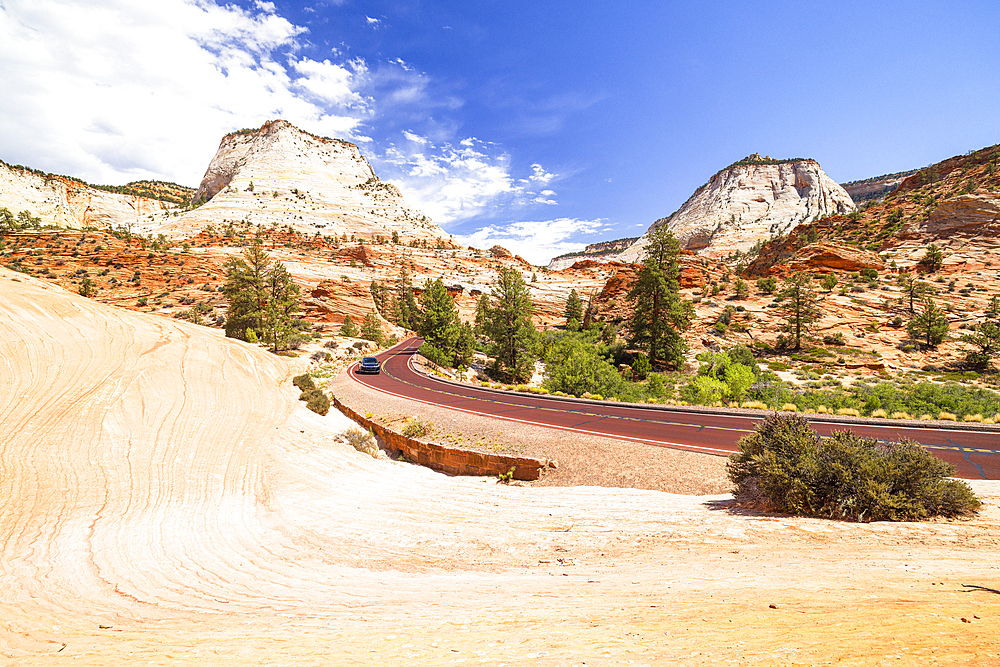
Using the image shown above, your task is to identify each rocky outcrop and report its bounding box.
[548,237,639,271]
[918,193,1000,238]
[619,156,855,261]
[840,170,918,204]
[144,120,451,244]
[0,162,174,229]
[773,241,885,276]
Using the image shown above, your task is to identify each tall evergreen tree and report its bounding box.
[900,272,926,314]
[626,226,693,369]
[223,237,280,343]
[483,266,538,383]
[360,310,385,345]
[340,314,358,337]
[418,277,459,350]
[776,273,819,350]
[564,288,583,326]
[907,298,949,347]
[393,266,419,330]
[961,321,1000,368]
[260,261,299,352]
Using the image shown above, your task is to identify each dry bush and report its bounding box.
[837,407,861,417]
[890,411,912,420]
[781,403,798,412]
[343,427,380,458]
[871,409,888,419]
[938,411,957,421]
[727,413,982,522]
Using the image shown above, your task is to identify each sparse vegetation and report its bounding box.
[727,413,981,522]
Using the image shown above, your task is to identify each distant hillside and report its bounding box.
[617,154,854,262]
[0,159,194,205]
[841,169,920,204]
[547,237,638,270]
[746,143,1000,276]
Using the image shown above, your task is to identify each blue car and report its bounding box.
[357,356,381,374]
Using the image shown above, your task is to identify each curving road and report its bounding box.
[350,338,999,480]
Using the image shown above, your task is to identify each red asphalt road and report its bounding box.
[350,338,999,481]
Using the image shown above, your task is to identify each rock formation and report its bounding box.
[0,161,174,229]
[143,120,450,244]
[547,237,639,271]
[618,155,855,261]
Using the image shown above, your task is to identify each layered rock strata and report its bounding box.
[619,156,855,261]
[0,162,173,229]
[143,120,449,244]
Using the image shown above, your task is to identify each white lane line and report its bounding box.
[350,360,734,457]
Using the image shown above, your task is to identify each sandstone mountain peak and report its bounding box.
[618,156,855,261]
[141,119,449,244]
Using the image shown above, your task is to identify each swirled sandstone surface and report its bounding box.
[1,267,999,665]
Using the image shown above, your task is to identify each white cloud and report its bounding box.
[366,16,380,25]
[454,218,603,265]
[379,134,560,225]
[0,0,410,185]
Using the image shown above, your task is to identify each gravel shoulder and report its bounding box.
[329,366,731,495]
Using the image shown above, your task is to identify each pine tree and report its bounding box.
[564,288,583,326]
[418,277,459,351]
[222,237,275,342]
[907,298,949,347]
[360,310,384,345]
[626,226,694,369]
[961,321,1000,369]
[393,266,419,330]
[920,244,944,272]
[453,322,477,368]
[340,314,358,337]
[260,261,299,352]
[776,273,819,350]
[900,273,925,313]
[482,266,537,383]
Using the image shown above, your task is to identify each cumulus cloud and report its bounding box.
[454,218,603,266]
[0,0,567,232]
[379,133,560,225]
[0,0,395,185]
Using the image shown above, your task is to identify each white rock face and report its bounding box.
[619,157,855,261]
[141,120,449,243]
[0,162,172,229]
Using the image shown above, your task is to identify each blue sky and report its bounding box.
[1,1,999,263]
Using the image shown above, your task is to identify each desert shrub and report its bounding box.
[937,411,957,421]
[401,417,432,438]
[757,277,777,294]
[727,413,981,522]
[342,427,379,457]
[871,409,888,418]
[836,407,861,417]
[890,411,912,420]
[300,389,329,415]
[781,403,798,411]
[292,374,316,392]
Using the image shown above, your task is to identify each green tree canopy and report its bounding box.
[418,277,460,350]
[776,273,819,350]
[340,314,358,337]
[360,310,385,345]
[222,237,300,351]
[626,226,694,369]
[907,298,949,347]
[482,266,538,383]
[564,288,583,326]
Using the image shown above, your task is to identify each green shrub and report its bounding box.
[300,388,329,415]
[401,417,432,438]
[292,374,316,392]
[727,413,981,522]
[757,277,777,294]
